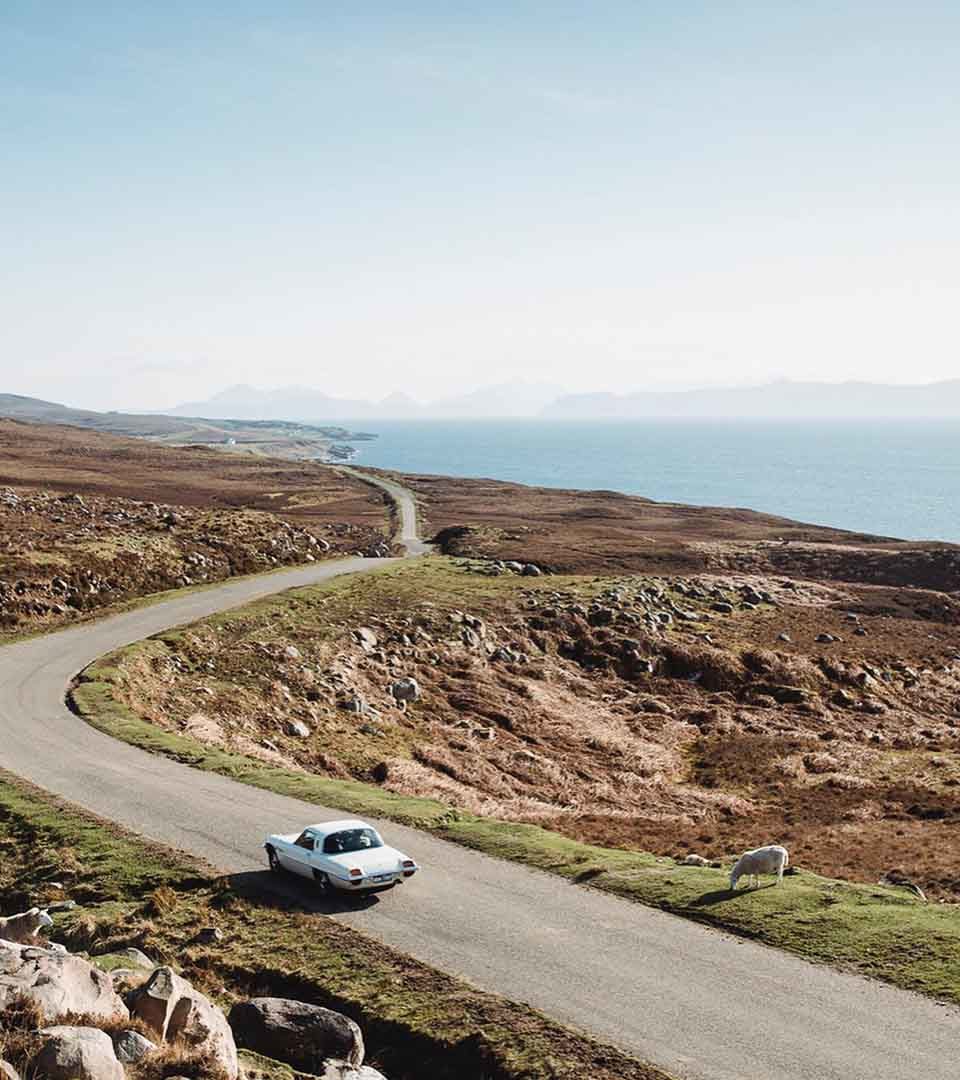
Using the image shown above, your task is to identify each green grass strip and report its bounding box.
[73,658,960,1007]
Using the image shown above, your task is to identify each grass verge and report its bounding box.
[0,769,670,1080]
[73,651,960,1007]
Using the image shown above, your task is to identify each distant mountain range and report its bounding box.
[543,379,960,419]
[166,381,567,421]
[168,379,960,421]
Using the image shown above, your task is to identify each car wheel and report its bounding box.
[314,870,331,894]
[266,847,281,873]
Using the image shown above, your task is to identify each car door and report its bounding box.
[286,830,318,878]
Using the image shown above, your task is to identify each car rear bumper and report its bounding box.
[331,869,416,891]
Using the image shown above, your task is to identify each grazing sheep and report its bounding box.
[680,854,711,867]
[389,677,421,712]
[730,845,789,890]
[0,907,54,944]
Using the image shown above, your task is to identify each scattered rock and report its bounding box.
[353,628,378,652]
[112,1029,158,1064]
[338,694,366,714]
[115,947,155,971]
[228,997,364,1073]
[0,940,129,1022]
[35,1026,125,1080]
[130,966,238,1079]
[284,719,312,738]
[634,696,673,715]
[323,1064,388,1080]
[191,926,224,945]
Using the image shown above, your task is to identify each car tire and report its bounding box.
[266,847,281,873]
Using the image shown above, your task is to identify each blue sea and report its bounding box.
[335,419,960,544]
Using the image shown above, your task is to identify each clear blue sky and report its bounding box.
[2,2,958,409]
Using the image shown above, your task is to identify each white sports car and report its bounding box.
[264,819,419,894]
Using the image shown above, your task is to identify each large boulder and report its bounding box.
[0,941,128,1022]
[35,1026,124,1080]
[228,998,364,1072]
[130,966,238,1079]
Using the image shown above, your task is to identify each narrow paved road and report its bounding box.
[336,466,431,556]
[1,529,958,1077]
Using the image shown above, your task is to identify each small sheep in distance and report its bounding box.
[0,906,54,945]
[730,845,789,891]
[389,677,421,712]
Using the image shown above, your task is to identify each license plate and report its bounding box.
[373,874,390,882]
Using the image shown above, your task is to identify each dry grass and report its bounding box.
[130,1044,230,1080]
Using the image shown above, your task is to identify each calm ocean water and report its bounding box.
[335,419,960,543]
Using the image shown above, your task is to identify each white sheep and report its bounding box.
[0,907,54,945]
[730,845,789,890]
[389,677,421,712]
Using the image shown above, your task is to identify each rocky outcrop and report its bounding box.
[0,941,128,1022]
[130,966,238,1079]
[34,1026,124,1080]
[228,997,364,1072]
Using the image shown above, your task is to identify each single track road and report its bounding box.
[1,487,958,1079]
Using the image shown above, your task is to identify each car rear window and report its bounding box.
[323,828,383,854]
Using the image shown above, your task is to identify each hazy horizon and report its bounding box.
[4,3,960,411]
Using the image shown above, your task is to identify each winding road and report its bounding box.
[1,474,958,1080]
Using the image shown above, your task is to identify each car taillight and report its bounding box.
[349,868,363,877]
[402,860,415,868]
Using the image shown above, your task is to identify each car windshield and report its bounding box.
[322,828,383,854]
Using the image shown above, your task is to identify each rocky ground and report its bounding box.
[0,420,390,532]
[0,936,384,1080]
[0,421,398,637]
[102,556,960,902]
[0,487,390,638]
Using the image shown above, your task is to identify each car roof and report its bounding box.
[306,819,375,836]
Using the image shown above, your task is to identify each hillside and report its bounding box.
[0,420,394,637]
[377,468,960,589]
[0,393,374,461]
